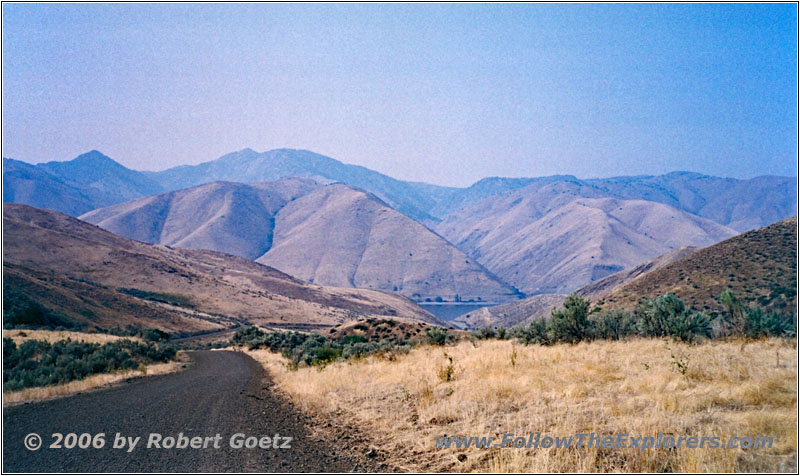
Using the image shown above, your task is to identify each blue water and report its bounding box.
[418,303,490,321]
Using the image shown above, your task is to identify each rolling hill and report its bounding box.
[437,184,737,294]
[596,217,798,316]
[462,218,797,329]
[80,181,520,303]
[3,204,438,334]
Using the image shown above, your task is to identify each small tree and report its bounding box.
[511,319,550,345]
[636,293,712,342]
[591,309,635,340]
[548,293,591,343]
[425,327,448,345]
[719,289,746,335]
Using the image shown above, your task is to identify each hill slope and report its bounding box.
[256,184,519,302]
[81,182,519,303]
[4,204,437,333]
[438,184,737,294]
[3,158,98,216]
[577,246,699,301]
[436,172,796,231]
[584,172,797,232]
[597,218,798,316]
[80,179,318,260]
[453,219,796,329]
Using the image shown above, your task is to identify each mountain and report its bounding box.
[437,179,738,294]
[5,148,794,232]
[80,179,319,260]
[3,151,163,215]
[584,172,798,232]
[596,218,798,316]
[4,204,438,333]
[3,158,97,216]
[80,181,520,303]
[429,176,546,218]
[255,184,519,302]
[144,148,452,223]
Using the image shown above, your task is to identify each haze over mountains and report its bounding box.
[3,148,797,305]
[3,151,163,216]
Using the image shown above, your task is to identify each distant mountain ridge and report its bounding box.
[5,148,795,232]
[143,148,451,223]
[3,151,163,216]
[80,180,520,303]
[436,180,738,294]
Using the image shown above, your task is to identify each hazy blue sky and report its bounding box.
[3,3,797,186]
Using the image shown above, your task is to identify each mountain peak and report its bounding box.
[38,150,125,172]
[72,150,116,165]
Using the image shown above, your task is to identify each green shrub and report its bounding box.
[3,338,176,391]
[590,310,636,340]
[743,306,795,338]
[425,327,448,346]
[341,335,367,345]
[548,294,591,343]
[511,318,550,345]
[635,294,713,342]
[141,328,170,342]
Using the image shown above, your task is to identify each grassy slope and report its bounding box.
[248,338,797,473]
[597,218,797,316]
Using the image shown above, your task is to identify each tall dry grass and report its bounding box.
[3,329,140,345]
[247,338,797,473]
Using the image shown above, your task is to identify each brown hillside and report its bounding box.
[577,246,699,300]
[81,181,519,303]
[437,183,736,294]
[597,218,797,315]
[3,204,437,333]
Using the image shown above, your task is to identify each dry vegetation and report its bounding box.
[247,338,797,473]
[3,329,140,345]
[3,357,186,406]
[600,218,797,316]
[3,330,186,406]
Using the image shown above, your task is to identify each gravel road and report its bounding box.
[3,351,362,472]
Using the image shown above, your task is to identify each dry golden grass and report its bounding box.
[3,329,141,345]
[3,352,186,406]
[247,338,797,473]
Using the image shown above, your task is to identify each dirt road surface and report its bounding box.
[3,351,363,472]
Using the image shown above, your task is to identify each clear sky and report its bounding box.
[2,3,797,187]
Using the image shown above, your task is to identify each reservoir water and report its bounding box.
[418,303,491,321]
